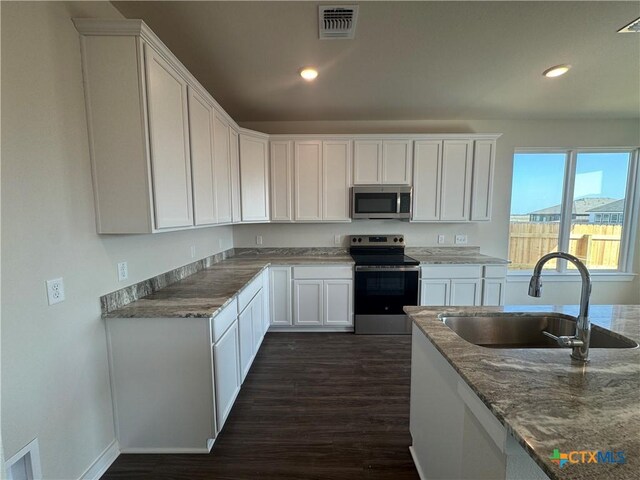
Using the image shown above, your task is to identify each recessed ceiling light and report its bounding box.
[300,68,318,81]
[543,64,571,78]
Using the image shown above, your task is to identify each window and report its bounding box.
[509,149,638,272]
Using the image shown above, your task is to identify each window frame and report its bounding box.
[510,147,640,274]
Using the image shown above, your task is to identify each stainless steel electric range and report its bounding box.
[349,235,419,334]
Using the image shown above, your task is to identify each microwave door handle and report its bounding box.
[396,193,401,214]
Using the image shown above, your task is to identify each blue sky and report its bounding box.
[510,152,630,214]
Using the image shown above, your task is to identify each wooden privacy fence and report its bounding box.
[509,222,622,269]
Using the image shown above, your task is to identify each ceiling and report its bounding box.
[112,1,640,122]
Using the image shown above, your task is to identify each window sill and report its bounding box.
[507,272,637,282]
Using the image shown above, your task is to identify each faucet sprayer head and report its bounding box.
[528,274,542,297]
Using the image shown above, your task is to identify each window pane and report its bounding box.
[568,152,630,270]
[509,153,566,270]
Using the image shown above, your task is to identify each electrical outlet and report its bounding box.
[256,235,263,245]
[334,235,341,245]
[437,234,445,244]
[455,234,468,245]
[218,239,223,249]
[117,262,128,281]
[46,278,65,305]
[190,246,196,258]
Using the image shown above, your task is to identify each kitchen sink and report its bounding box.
[439,312,638,349]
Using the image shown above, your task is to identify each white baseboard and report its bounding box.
[80,440,120,480]
[119,447,211,454]
[409,446,427,480]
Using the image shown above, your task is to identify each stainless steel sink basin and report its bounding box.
[439,312,638,349]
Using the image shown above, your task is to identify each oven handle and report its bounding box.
[355,266,420,272]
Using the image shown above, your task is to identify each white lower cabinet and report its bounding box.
[411,324,550,479]
[420,265,505,307]
[104,274,268,453]
[213,319,240,432]
[271,265,353,330]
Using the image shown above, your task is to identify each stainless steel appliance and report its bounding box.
[351,185,412,219]
[350,235,419,334]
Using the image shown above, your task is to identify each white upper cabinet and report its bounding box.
[270,141,293,222]
[322,140,351,221]
[294,141,323,221]
[144,46,194,229]
[440,140,472,221]
[470,140,495,221]
[412,138,490,222]
[213,112,233,224]
[229,127,242,223]
[382,140,412,184]
[353,140,382,184]
[239,132,270,222]
[187,87,216,226]
[353,139,412,185]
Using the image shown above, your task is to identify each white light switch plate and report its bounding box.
[190,246,196,258]
[256,235,263,245]
[334,235,341,245]
[437,234,445,244]
[46,278,65,305]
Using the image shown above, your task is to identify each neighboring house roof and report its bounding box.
[528,197,617,215]
[586,199,625,213]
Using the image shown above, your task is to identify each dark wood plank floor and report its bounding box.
[102,333,419,480]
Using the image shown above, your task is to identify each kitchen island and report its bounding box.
[405,304,639,480]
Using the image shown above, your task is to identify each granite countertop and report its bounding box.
[404,304,640,480]
[405,247,509,265]
[103,253,354,319]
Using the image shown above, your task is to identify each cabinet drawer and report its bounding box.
[293,265,353,280]
[238,275,262,313]
[421,265,481,279]
[483,265,507,278]
[211,298,238,344]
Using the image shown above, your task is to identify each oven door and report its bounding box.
[354,266,419,333]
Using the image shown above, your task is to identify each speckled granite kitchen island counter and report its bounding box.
[404,304,640,480]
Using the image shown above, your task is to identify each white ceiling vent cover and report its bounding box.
[618,17,640,33]
[319,5,359,40]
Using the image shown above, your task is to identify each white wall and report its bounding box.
[1,2,232,478]
[238,119,640,305]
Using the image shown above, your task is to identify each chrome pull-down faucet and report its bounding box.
[528,252,592,362]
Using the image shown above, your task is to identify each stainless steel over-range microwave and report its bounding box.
[351,185,412,219]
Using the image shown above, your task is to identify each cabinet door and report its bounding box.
[420,279,449,306]
[213,113,232,223]
[470,140,495,221]
[323,140,351,221]
[213,321,240,432]
[238,304,254,382]
[324,280,353,326]
[239,134,270,222]
[293,280,323,326]
[412,141,442,221]
[188,88,216,226]
[251,290,264,352]
[270,267,292,326]
[449,279,481,306]
[229,127,242,223]
[482,279,506,306]
[440,140,472,221]
[353,140,382,184]
[270,141,293,221]
[382,140,412,184]
[144,45,193,229]
[294,141,322,221]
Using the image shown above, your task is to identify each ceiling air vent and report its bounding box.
[618,16,640,33]
[319,5,359,40]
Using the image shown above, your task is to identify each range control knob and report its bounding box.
[352,238,357,242]
[393,237,398,242]
[399,237,404,243]
[358,237,363,242]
